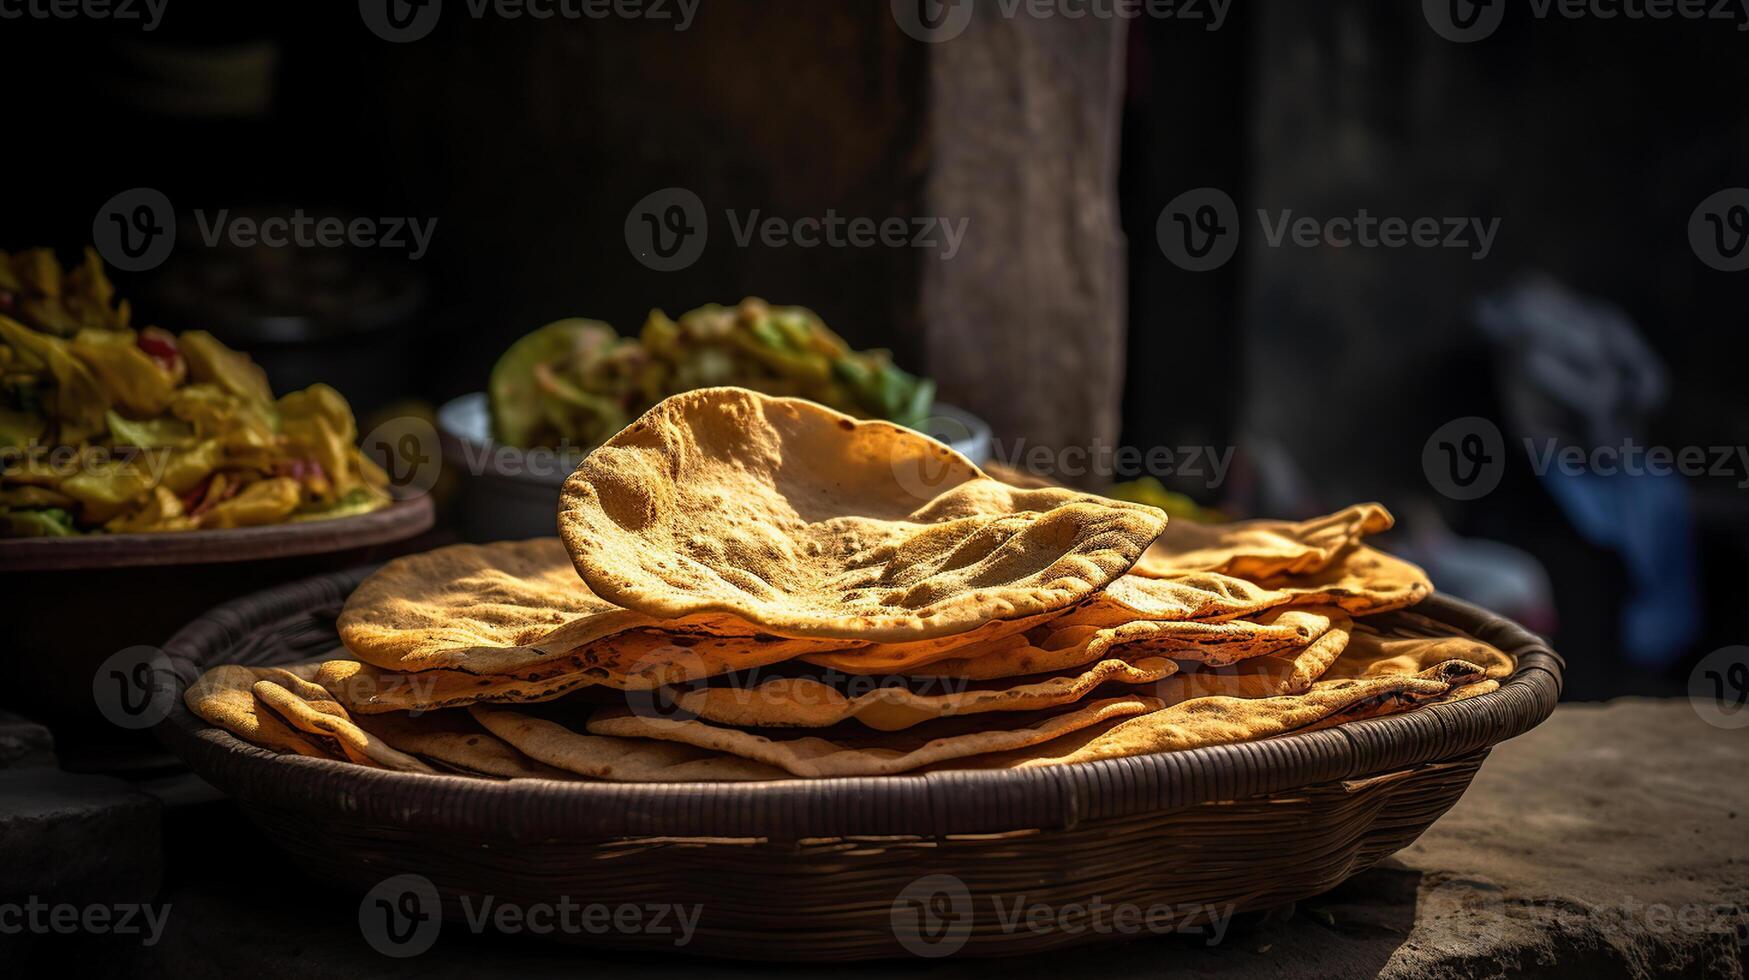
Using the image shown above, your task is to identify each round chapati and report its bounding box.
[557,388,1167,643]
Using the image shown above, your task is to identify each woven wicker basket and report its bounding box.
[158,565,1563,960]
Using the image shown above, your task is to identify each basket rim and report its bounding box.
[158,563,1563,840]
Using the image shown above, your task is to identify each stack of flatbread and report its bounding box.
[186,388,1515,781]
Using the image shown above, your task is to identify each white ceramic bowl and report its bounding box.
[437,392,993,541]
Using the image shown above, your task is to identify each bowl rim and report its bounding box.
[158,564,1562,840]
[436,391,995,488]
[0,496,434,572]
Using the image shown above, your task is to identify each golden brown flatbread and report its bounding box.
[467,704,789,781]
[350,711,576,779]
[251,674,436,773]
[1062,546,1431,629]
[585,695,1162,778]
[671,657,1177,731]
[1431,679,1501,704]
[557,388,1167,643]
[1327,623,1516,682]
[1133,503,1394,579]
[949,660,1485,770]
[320,619,846,714]
[184,664,333,759]
[1151,611,1353,704]
[337,539,861,674]
[806,606,1338,678]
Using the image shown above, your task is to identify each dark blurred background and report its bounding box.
[6,0,1747,700]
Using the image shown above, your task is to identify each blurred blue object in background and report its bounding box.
[1475,278,1700,667]
[1399,504,1558,639]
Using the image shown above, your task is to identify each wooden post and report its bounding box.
[920,8,1130,457]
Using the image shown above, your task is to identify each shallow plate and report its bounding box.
[0,497,434,730]
[0,496,434,572]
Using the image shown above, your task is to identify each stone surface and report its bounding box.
[1383,697,1748,979]
[25,700,1749,978]
[0,769,164,903]
[0,710,56,769]
[0,768,166,969]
